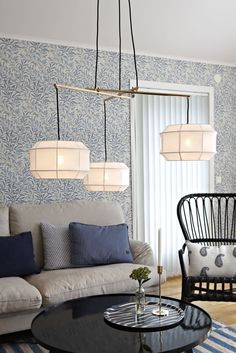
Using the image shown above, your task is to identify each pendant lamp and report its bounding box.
[83,99,129,191]
[160,97,217,161]
[84,162,129,192]
[30,85,90,179]
[83,0,131,191]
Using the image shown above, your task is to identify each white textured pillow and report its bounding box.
[41,223,73,270]
[186,241,236,277]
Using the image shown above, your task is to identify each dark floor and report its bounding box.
[0,329,36,344]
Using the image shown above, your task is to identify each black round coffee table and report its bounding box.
[31,294,212,353]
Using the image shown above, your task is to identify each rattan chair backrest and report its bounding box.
[177,193,236,245]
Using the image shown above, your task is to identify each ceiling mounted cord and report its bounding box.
[55,1,191,99]
[94,0,100,89]
[54,84,61,140]
[103,96,116,162]
[186,96,190,124]
[118,0,122,91]
[128,0,139,89]
[93,0,137,94]
[104,99,108,162]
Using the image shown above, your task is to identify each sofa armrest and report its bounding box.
[129,239,154,266]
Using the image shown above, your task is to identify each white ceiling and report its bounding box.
[1,0,236,66]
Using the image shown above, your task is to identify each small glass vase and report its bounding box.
[135,284,145,314]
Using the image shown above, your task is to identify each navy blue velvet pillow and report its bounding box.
[69,222,133,266]
[0,232,40,277]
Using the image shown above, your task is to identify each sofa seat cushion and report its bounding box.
[26,264,159,306]
[0,277,42,314]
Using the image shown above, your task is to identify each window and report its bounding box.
[131,81,214,276]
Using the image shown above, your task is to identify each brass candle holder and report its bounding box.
[152,265,169,317]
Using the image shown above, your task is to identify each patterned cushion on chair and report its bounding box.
[186,241,236,277]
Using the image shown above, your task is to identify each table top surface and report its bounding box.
[31,294,212,353]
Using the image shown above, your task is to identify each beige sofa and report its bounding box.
[0,200,163,335]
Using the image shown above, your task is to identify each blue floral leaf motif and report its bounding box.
[215,254,225,268]
[199,246,210,256]
[200,267,209,276]
[233,248,236,257]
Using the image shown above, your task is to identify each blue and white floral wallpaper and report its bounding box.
[1,38,236,232]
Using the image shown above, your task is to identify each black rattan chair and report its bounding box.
[177,193,236,302]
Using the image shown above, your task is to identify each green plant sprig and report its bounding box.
[129,266,151,287]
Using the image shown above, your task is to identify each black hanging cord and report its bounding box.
[54,84,61,140]
[103,100,108,162]
[128,0,139,88]
[94,0,100,89]
[103,97,117,162]
[94,0,138,91]
[186,96,190,124]
[118,0,122,90]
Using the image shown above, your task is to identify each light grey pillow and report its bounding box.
[129,239,154,266]
[41,223,72,270]
[186,241,236,277]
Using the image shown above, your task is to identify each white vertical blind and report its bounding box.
[132,93,213,277]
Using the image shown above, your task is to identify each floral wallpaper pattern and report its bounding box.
[0,38,236,234]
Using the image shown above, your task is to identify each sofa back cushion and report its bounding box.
[41,223,73,270]
[70,222,133,266]
[9,200,125,268]
[0,232,40,277]
[0,205,10,235]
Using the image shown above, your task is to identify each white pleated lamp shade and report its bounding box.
[160,124,217,161]
[30,140,90,179]
[83,162,129,191]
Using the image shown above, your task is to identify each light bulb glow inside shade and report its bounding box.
[160,124,217,161]
[83,162,129,191]
[30,140,90,179]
